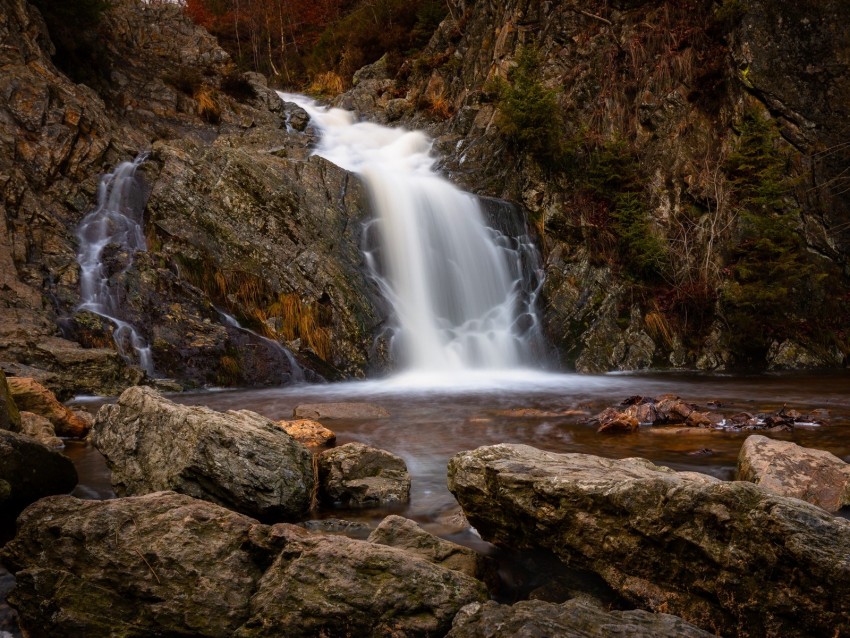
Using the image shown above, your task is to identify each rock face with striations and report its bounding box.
[737,434,850,512]
[448,443,850,637]
[2,492,487,638]
[447,599,715,638]
[92,386,314,520]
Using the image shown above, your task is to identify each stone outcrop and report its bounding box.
[368,515,484,579]
[0,430,77,514]
[448,443,850,637]
[6,377,90,437]
[737,434,850,512]
[2,492,487,638]
[275,418,336,447]
[447,599,714,638]
[293,402,390,420]
[92,386,314,520]
[318,442,411,507]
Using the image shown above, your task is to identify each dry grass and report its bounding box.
[267,293,331,360]
[194,85,221,124]
[645,305,675,348]
[308,71,344,97]
[424,94,454,119]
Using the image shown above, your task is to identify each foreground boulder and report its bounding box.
[6,377,90,437]
[0,370,21,432]
[318,442,411,506]
[737,434,850,512]
[448,444,850,637]
[0,430,77,514]
[447,599,714,638]
[92,386,314,520]
[2,492,486,637]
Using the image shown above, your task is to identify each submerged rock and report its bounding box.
[92,386,314,520]
[447,599,714,638]
[6,377,90,438]
[293,402,390,420]
[0,430,77,514]
[448,443,850,637]
[737,434,850,512]
[2,492,486,638]
[318,442,410,507]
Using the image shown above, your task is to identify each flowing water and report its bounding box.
[217,309,305,384]
[279,93,543,371]
[76,153,154,375]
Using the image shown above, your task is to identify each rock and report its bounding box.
[275,418,336,447]
[5,377,90,438]
[737,434,850,512]
[0,370,21,432]
[0,430,77,514]
[293,402,390,420]
[1,492,487,637]
[298,518,371,539]
[318,442,410,506]
[447,599,714,638]
[448,443,850,637]
[685,411,714,428]
[593,407,638,434]
[91,386,314,521]
[368,515,483,579]
[18,412,63,449]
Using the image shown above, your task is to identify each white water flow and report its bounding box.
[280,93,540,373]
[76,154,154,375]
[217,309,305,383]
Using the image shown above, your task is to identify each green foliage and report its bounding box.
[720,109,835,366]
[494,47,564,166]
[30,0,111,84]
[611,192,668,283]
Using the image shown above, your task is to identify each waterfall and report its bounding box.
[76,153,154,375]
[217,309,305,384]
[279,93,543,373]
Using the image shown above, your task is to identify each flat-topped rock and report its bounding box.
[275,418,336,447]
[737,434,850,512]
[318,442,410,506]
[293,402,389,420]
[448,443,850,637]
[447,599,715,638]
[92,386,314,521]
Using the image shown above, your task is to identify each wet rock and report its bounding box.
[294,402,390,420]
[0,430,77,514]
[448,443,850,637]
[447,599,714,638]
[18,412,63,449]
[298,518,371,539]
[0,370,21,432]
[368,515,483,579]
[6,377,90,438]
[593,407,638,434]
[3,493,485,637]
[737,434,850,512]
[92,386,314,520]
[685,411,714,428]
[318,442,410,507]
[275,418,336,447]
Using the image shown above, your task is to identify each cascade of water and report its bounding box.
[279,93,543,372]
[76,153,154,375]
[217,309,305,384]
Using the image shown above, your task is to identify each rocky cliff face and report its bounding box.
[0,0,386,394]
[377,0,850,372]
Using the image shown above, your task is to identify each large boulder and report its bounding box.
[448,444,850,637]
[737,434,850,512]
[2,492,486,638]
[0,430,77,514]
[91,386,314,520]
[447,599,714,638]
[318,442,411,507]
[6,377,90,437]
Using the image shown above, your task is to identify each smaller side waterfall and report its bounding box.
[76,154,154,375]
[217,309,305,384]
